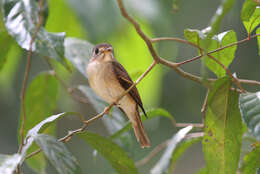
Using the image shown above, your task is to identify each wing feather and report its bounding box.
[111,61,147,117]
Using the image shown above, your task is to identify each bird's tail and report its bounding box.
[132,105,150,148]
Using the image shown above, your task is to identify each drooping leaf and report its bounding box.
[0,154,22,174]
[243,7,260,34]
[167,136,203,174]
[19,72,59,173]
[78,132,138,174]
[239,91,260,140]
[110,108,175,140]
[240,143,260,174]
[35,134,81,174]
[2,0,67,65]
[202,77,243,174]
[64,37,93,79]
[241,0,258,21]
[151,126,193,174]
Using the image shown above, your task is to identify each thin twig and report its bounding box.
[18,0,45,154]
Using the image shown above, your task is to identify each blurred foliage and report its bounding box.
[1,0,260,174]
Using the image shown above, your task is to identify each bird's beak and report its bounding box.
[103,47,113,54]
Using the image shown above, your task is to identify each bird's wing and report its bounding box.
[111,61,147,117]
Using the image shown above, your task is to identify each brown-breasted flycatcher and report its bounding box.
[86,43,150,148]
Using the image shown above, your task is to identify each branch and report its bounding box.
[18,0,45,154]
[116,0,211,88]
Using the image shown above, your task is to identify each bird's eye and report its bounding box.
[95,48,99,55]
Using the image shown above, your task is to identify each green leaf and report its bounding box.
[241,0,258,21]
[240,143,260,174]
[0,154,22,174]
[2,0,67,66]
[184,30,237,77]
[110,108,175,140]
[78,132,138,174]
[45,0,86,38]
[64,38,94,79]
[202,77,243,174]
[151,126,193,174]
[167,137,202,174]
[206,30,237,77]
[243,7,260,34]
[35,134,81,174]
[239,92,260,140]
[19,72,59,173]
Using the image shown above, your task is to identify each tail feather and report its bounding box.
[132,105,150,148]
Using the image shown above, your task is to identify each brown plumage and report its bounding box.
[86,43,150,148]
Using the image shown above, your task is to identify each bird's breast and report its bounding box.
[86,61,126,104]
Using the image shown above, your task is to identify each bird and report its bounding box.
[86,43,150,148]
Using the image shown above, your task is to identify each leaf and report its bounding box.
[64,37,93,79]
[241,0,258,21]
[202,77,243,174]
[243,7,260,34]
[184,30,237,77]
[19,112,79,168]
[239,91,260,140]
[206,30,237,77]
[78,132,138,174]
[2,0,67,65]
[150,126,193,174]
[110,108,175,140]
[167,137,202,174]
[0,154,22,174]
[35,134,81,174]
[21,113,69,168]
[19,72,59,173]
[240,143,260,174]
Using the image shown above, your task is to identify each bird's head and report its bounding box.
[90,43,115,62]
